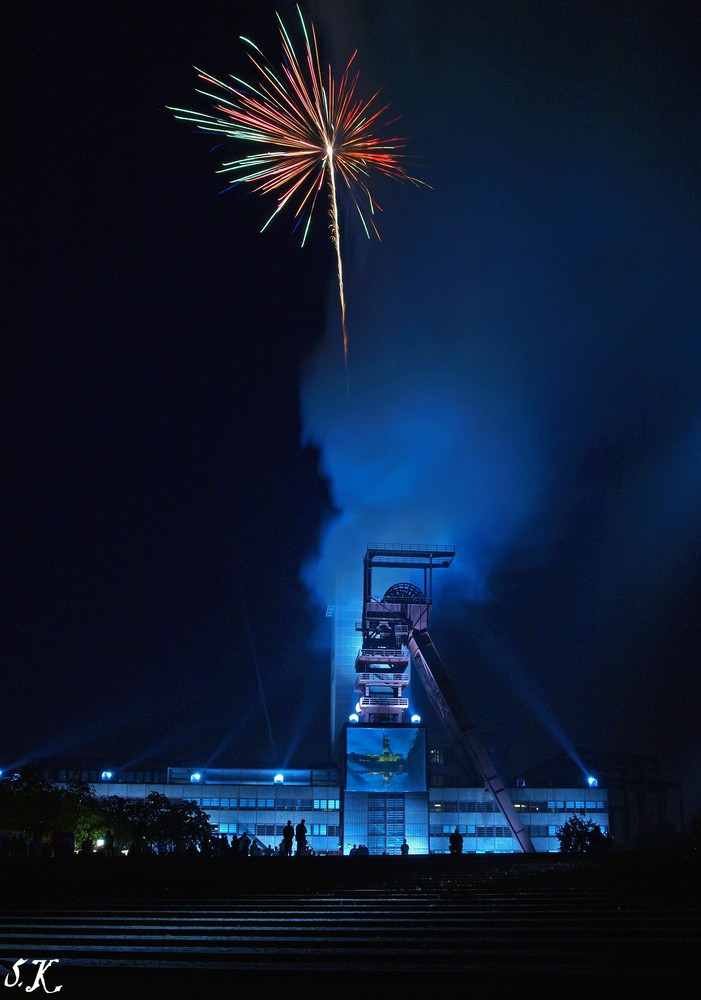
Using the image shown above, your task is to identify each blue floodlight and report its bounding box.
[587,776,598,788]
[348,713,359,723]
[100,771,113,781]
[273,773,284,784]
[190,772,202,783]
[410,714,421,724]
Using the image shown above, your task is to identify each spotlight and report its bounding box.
[101,771,113,781]
[190,772,202,783]
[348,713,359,723]
[273,773,284,784]
[587,776,598,788]
[410,714,421,724]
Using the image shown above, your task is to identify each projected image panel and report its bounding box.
[345,727,426,792]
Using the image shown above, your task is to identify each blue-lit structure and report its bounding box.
[41,543,611,855]
[339,543,535,853]
[77,764,607,856]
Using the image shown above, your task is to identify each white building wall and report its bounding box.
[428,785,610,853]
[93,782,342,855]
[90,781,609,856]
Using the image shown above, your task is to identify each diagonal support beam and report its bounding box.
[408,630,536,854]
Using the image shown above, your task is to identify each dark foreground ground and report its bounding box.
[1,851,699,999]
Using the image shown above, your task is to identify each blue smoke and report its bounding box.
[300,1,701,788]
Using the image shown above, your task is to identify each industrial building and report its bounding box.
[53,544,610,854]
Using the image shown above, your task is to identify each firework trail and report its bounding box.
[169,5,424,370]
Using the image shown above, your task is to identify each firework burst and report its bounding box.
[168,5,424,369]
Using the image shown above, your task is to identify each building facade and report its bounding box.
[40,545,624,854]
[53,761,609,855]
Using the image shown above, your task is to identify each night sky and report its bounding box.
[6,2,700,817]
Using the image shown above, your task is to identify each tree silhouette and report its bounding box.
[556,814,611,854]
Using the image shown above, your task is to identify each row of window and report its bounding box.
[367,835,409,850]
[59,770,167,784]
[197,798,340,811]
[368,810,405,823]
[544,801,607,812]
[367,795,406,807]
[217,823,340,837]
[431,825,607,839]
[368,823,406,836]
[430,825,513,838]
[430,800,606,813]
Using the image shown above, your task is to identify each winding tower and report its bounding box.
[356,543,535,854]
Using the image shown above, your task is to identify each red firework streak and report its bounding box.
[169,5,424,370]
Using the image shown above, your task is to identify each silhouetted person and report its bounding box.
[128,837,144,859]
[400,838,409,856]
[449,827,463,855]
[282,820,294,857]
[103,830,114,858]
[239,831,251,856]
[295,819,307,856]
